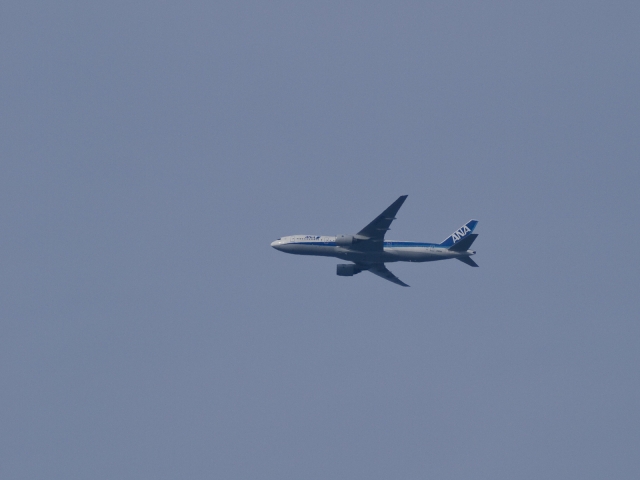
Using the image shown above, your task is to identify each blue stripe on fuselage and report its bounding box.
[384,242,440,248]
[288,242,337,246]
[286,241,441,248]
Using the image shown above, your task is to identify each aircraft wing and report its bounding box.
[356,195,408,245]
[367,263,409,287]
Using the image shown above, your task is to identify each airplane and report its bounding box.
[270,195,478,287]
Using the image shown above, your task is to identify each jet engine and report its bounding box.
[335,234,355,246]
[336,264,363,276]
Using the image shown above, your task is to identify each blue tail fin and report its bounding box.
[439,220,478,248]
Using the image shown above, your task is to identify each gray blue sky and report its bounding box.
[2,2,639,479]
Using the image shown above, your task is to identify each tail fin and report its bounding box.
[439,220,478,248]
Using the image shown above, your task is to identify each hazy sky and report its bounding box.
[2,2,639,479]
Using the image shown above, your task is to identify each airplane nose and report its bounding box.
[271,238,287,251]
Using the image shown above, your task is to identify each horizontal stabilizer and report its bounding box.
[457,256,479,267]
[449,233,478,252]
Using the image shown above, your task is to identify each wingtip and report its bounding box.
[396,194,408,204]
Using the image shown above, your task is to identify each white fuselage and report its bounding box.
[270,235,475,265]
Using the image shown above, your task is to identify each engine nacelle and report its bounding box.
[335,234,355,246]
[337,264,363,276]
